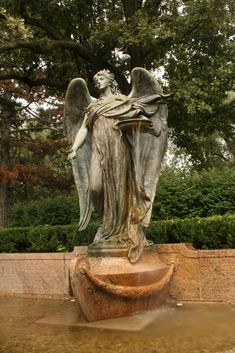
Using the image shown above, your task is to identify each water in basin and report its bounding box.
[0,297,234,353]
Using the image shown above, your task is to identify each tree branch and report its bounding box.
[0,39,129,93]
[0,72,67,89]
[13,126,60,133]
[120,0,145,68]
[24,17,65,40]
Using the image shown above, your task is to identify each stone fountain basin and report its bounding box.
[69,251,174,321]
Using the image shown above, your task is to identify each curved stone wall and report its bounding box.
[0,244,234,303]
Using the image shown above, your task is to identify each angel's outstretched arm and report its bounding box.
[68,114,88,160]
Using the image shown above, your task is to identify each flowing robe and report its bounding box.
[85,93,166,263]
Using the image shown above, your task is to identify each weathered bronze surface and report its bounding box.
[65,68,171,264]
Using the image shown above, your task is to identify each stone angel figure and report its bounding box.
[64,68,171,263]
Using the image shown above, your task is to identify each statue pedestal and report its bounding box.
[69,250,174,322]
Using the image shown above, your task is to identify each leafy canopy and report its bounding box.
[0,0,234,168]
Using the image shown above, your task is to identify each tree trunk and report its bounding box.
[129,46,145,68]
[0,181,8,227]
[121,0,145,68]
[0,106,11,228]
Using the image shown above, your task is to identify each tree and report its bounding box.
[165,1,235,168]
[0,0,234,163]
[0,94,14,227]
[0,78,74,227]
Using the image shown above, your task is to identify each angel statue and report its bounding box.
[64,68,171,263]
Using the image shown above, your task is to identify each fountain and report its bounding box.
[64,67,174,321]
[1,71,235,353]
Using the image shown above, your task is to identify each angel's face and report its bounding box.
[94,74,110,91]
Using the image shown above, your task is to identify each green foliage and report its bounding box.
[0,224,75,253]
[148,215,235,250]
[0,222,98,253]
[0,0,234,169]
[9,195,80,227]
[153,167,235,220]
[166,0,235,168]
[1,215,234,253]
[9,167,235,227]
[0,6,33,40]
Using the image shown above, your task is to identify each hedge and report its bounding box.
[1,215,234,253]
[0,222,98,253]
[9,167,235,227]
[147,214,235,249]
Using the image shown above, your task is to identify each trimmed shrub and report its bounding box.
[0,223,98,253]
[0,224,74,253]
[148,214,235,249]
[1,215,234,253]
[9,167,235,227]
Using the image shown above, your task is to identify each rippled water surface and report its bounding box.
[0,297,235,353]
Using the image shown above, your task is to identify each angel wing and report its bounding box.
[64,78,94,230]
[129,67,170,227]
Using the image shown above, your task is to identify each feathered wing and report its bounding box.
[64,78,94,230]
[129,67,169,227]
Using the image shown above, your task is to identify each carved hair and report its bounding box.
[94,69,114,82]
[94,69,119,93]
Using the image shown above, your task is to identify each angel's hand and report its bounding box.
[68,149,77,161]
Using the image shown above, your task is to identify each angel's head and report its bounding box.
[94,70,118,93]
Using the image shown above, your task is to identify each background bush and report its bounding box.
[1,215,234,253]
[9,195,80,227]
[4,167,234,253]
[9,167,235,227]
[153,167,235,220]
